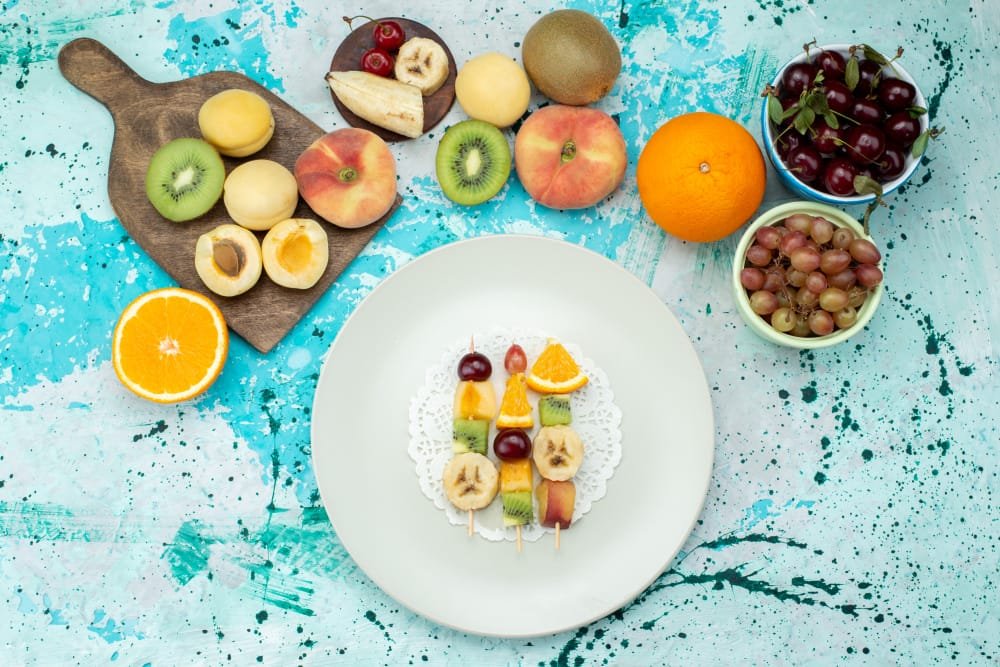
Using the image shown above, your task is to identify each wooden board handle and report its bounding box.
[58,38,152,111]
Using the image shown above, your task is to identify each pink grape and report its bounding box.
[808,310,835,336]
[805,271,828,294]
[786,268,808,287]
[755,226,781,250]
[847,286,868,308]
[792,314,812,337]
[771,307,796,333]
[855,263,884,287]
[741,267,766,291]
[775,289,791,308]
[831,227,856,249]
[746,244,773,267]
[790,246,821,273]
[833,306,859,329]
[750,290,779,315]
[810,217,834,244]
[849,238,882,264]
[796,286,819,308]
[827,268,858,290]
[778,230,808,256]
[820,249,852,275]
[762,268,785,292]
[819,287,849,312]
[784,213,813,233]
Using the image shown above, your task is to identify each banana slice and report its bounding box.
[442,452,499,511]
[532,425,584,481]
[394,37,449,96]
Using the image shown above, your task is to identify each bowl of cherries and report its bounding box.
[762,42,935,206]
[732,201,884,349]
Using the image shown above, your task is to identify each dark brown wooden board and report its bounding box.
[58,37,401,354]
[329,17,457,141]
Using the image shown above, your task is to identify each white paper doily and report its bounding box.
[408,329,623,542]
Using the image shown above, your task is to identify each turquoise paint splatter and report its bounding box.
[163,520,216,586]
[164,8,284,92]
[87,609,145,643]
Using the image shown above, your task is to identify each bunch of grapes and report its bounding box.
[740,213,883,337]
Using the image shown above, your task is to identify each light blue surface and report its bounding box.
[2,0,998,664]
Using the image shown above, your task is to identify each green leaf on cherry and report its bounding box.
[767,94,783,125]
[908,105,928,117]
[781,105,800,121]
[862,44,890,66]
[793,106,815,134]
[845,55,860,91]
[911,130,930,157]
[853,174,884,198]
[824,112,839,129]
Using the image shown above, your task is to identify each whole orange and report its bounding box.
[637,112,766,242]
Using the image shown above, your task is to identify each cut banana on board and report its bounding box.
[532,425,584,481]
[394,37,449,96]
[442,452,499,511]
[325,70,424,138]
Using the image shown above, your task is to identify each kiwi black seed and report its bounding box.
[145,137,225,222]
[435,119,511,206]
[502,491,534,526]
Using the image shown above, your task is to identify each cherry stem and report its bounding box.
[343,14,380,30]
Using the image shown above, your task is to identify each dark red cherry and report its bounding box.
[844,124,886,165]
[786,145,823,183]
[878,78,917,111]
[851,98,883,125]
[816,50,846,80]
[823,157,859,196]
[812,119,843,154]
[823,80,853,114]
[458,352,492,381]
[876,144,907,180]
[883,111,921,147]
[777,131,805,159]
[855,59,884,95]
[493,429,532,461]
[781,63,818,97]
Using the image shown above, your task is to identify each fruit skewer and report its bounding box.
[528,340,587,549]
[442,338,499,536]
[495,343,534,552]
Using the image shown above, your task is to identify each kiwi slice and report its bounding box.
[435,120,511,206]
[539,395,572,426]
[502,490,533,526]
[145,138,225,222]
[452,418,489,455]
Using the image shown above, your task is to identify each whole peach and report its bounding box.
[295,128,397,228]
[514,105,626,210]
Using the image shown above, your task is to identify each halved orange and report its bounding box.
[526,340,588,394]
[112,287,228,403]
[496,373,533,429]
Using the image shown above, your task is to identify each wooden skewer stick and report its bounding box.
[468,509,474,536]
[555,522,561,550]
[516,525,522,553]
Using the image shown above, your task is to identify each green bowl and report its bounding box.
[732,201,884,349]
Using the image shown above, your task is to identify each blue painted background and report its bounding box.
[1,0,997,664]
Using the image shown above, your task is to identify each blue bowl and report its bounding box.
[762,43,928,205]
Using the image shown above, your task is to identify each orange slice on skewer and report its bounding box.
[525,340,588,394]
[496,373,534,428]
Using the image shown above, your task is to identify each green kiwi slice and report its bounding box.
[452,418,489,455]
[539,395,572,426]
[502,490,533,526]
[145,138,225,222]
[435,120,511,206]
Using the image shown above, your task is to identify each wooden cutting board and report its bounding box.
[58,37,401,353]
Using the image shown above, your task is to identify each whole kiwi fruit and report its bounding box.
[522,9,622,106]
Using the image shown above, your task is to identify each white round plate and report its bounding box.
[311,235,714,637]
